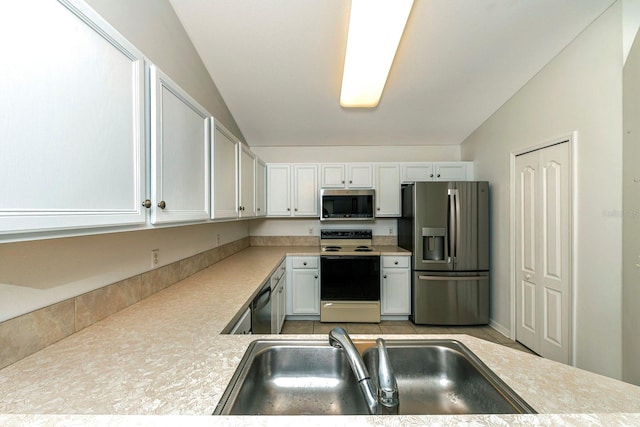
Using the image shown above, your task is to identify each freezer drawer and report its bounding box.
[412,273,489,325]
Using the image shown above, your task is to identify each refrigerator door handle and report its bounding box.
[453,188,462,262]
[448,188,459,263]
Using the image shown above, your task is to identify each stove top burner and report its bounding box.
[354,247,373,252]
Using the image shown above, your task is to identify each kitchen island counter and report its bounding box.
[0,246,639,426]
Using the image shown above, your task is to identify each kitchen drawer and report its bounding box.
[290,256,318,269]
[382,256,410,268]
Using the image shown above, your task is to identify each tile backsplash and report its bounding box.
[0,237,249,370]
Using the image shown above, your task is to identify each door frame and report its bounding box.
[509,131,576,365]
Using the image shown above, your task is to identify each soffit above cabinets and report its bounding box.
[169,0,614,147]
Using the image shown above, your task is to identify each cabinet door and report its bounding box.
[348,164,374,188]
[238,144,255,218]
[150,66,211,224]
[0,0,146,236]
[293,165,318,217]
[267,164,292,216]
[212,122,239,219]
[433,163,468,181]
[320,164,345,188]
[401,163,435,182]
[255,159,267,217]
[381,268,411,315]
[375,164,401,217]
[291,269,320,314]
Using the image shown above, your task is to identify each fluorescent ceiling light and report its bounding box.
[340,0,414,108]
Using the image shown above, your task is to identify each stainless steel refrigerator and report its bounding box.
[398,182,490,325]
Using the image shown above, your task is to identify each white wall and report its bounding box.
[461,3,623,379]
[622,6,640,385]
[252,145,460,163]
[0,0,248,322]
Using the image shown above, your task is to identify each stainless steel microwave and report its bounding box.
[320,189,375,221]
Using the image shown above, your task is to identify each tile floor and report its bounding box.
[281,320,536,355]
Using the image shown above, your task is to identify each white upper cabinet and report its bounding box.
[293,165,319,216]
[375,164,401,217]
[211,121,239,220]
[401,162,473,182]
[0,0,146,237]
[238,144,256,218]
[255,159,267,217]
[267,164,318,217]
[267,164,292,216]
[320,164,373,188]
[149,65,211,224]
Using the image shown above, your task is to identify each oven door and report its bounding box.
[320,255,380,301]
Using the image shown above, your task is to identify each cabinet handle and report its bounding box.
[341,180,345,184]
[394,261,399,265]
[294,208,298,212]
[287,208,291,211]
[437,174,441,178]
[157,201,166,209]
[383,274,387,279]
[525,274,531,280]
[303,262,307,266]
[142,199,151,209]
[257,208,261,211]
[377,207,380,211]
[349,180,352,184]
[430,174,434,178]
[314,275,318,279]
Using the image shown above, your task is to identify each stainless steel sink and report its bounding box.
[213,338,535,416]
[362,339,536,415]
[213,340,369,415]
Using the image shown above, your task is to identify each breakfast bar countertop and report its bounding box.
[0,246,639,426]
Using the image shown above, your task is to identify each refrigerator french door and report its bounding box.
[399,181,490,325]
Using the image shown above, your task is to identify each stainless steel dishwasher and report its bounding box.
[251,280,272,334]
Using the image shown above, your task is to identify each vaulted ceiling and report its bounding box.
[169,0,615,147]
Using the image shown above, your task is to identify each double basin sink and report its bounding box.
[214,338,535,416]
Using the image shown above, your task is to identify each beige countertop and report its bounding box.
[1,246,639,426]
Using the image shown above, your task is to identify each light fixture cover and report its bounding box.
[340,0,414,108]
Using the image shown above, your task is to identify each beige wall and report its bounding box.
[622,11,640,385]
[461,3,623,379]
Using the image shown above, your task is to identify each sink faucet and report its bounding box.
[328,327,399,415]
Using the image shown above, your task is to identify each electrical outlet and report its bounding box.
[309,227,314,235]
[388,227,393,235]
[151,249,159,268]
[216,234,221,246]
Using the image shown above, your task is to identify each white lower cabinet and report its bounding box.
[381,256,411,315]
[286,256,320,315]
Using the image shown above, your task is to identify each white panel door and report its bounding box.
[150,65,210,224]
[515,141,571,364]
[0,0,146,236]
